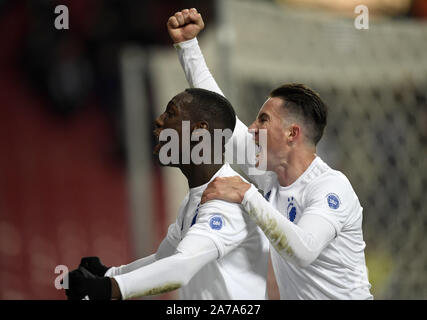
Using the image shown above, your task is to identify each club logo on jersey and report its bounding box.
[287,197,297,222]
[327,193,340,209]
[209,215,223,230]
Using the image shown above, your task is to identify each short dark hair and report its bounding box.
[183,88,236,137]
[269,84,327,145]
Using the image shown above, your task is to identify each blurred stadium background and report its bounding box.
[0,0,425,299]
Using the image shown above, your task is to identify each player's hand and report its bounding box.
[79,256,110,277]
[167,8,204,44]
[65,266,112,300]
[201,176,251,205]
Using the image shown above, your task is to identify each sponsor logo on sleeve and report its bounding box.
[326,193,340,209]
[209,215,223,230]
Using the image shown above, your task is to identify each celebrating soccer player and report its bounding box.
[64,88,270,300]
[168,8,373,300]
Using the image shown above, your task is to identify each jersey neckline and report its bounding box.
[277,156,322,191]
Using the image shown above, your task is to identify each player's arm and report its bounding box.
[75,234,176,282]
[111,199,251,300]
[241,186,336,267]
[65,235,217,300]
[80,218,183,278]
[105,237,176,277]
[167,8,223,95]
[167,9,271,190]
[202,177,336,267]
[111,234,218,299]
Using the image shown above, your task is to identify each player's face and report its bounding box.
[153,97,186,164]
[154,92,197,167]
[249,97,290,171]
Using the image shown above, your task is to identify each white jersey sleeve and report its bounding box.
[185,200,251,259]
[302,173,361,236]
[105,237,176,277]
[175,38,273,191]
[242,186,336,267]
[112,234,218,300]
[165,220,182,249]
[174,38,224,95]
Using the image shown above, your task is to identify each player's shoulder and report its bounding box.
[200,194,244,216]
[201,164,246,213]
[198,199,248,235]
[204,162,270,214]
[305,163,357,205]
[216,162,249,182]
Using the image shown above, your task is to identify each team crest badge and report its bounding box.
[287,197,297,222]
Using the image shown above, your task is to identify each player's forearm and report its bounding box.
[175,38,224,96]
[106,238,177,277]
[241,186,330,267]
[113,248,217,300]
[105,254,156,277]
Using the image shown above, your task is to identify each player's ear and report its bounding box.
[190,120,209,142]
[287,124,300,144]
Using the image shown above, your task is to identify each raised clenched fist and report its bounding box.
[167,8,205,44]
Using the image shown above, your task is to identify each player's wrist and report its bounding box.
[110,278,122,300]
[173,37,198,50]
[238,182,252,203]
[241,184,258,205]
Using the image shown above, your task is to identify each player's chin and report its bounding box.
[254,153,269,171]
[153,146,179,168]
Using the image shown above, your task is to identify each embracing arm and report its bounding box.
[112,235,218,300]
[241,186,335,267]
[202,177,336,267]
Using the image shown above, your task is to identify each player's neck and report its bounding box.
[276,148,316,187]
[180,163,224,189]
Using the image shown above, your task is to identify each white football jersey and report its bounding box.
[166,163,270,299]
[258,156,372,299]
